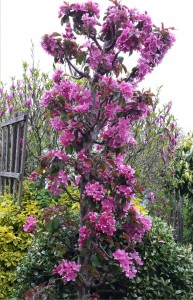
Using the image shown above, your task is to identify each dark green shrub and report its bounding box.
[106,218,193,300]
[12,215,193,300]
[183,198,193,244]
[11,204,79,299]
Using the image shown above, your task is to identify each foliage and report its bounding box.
[103,218,193,299]
[28,180,80,210]
[0,183,42,299]
[32,0,175,297]
[12,200,146,299]
[183,198,193,244]
[173,133,193,243]
[11,204,79,299]
[174,133,193,197]
[128,88,179,220]
[133,197,148,215]
[0,58,56,175]
[12,212,193,300]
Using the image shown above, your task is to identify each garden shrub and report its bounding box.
[11,216,193,300]
[0,183,42,299]
[11,199,149,299]
[28,180,80,210]
[108,218,193,300]
[183,198,193,244]
[11,204,79,299]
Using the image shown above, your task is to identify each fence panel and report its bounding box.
[0,112,28,205]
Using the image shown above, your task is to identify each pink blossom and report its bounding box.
[28,171,38,182]
[58,3,69,18]
[9,105,13,112]
[116,159,135,181]
[41,34,58,56]
[47,182,62,196]
[82,13,97,28]
[52,260,81,283]
[72,103,90,113]
[71,3,87,12]
[122,202,131,214]
[78,226,92,247]
[87,47,103,70]
[63,22,75,40]
[101,118,137,149]
[96,212,116,236]
[77,150,92,175]
[167,101,172,113]
[117,185,134,199]
[170,120,175,128]
[52,69,63,83]
[119,81,133,100]
[85,1,100,16]
[85,182,107,201]
[89,211,98,224]
[0,110,5,117]
[23,216,37,234]
[6,93,13,101]
[113,249,143,279]
[19,91,23,98]
[57,170,68,187]
[124,205,152,242]
[24,97,32,107]
[104,5,128,24]
[49,150,69,161]
[149,192,155,203]
[59,131,75,147]
[101,197,116,212]
[50,117,66,131]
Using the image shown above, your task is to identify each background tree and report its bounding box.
[0,54,57,175]
[128,88,179,222]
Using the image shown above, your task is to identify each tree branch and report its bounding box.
[63,186,80,202]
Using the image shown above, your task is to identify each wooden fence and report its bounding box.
[0,112,28,205]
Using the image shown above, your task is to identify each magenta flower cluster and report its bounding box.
[52,260,81,283]
[23,216,37,234]
[85,182,107,201]
[124,205,152,243]
[113,249,143,279]
[41,2,175,85]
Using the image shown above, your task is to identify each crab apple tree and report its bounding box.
[36,0,175,298]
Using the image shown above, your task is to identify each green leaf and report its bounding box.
[61,15,69,26]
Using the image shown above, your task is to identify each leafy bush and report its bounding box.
[28,181,80,210]
[11,200,193,300]
[183,197,193,244]
[107,218,193,300]
[0,183,42,299]
[11,199,149,299]
[11,204,79,299]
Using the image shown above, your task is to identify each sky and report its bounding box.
[1,0,193,134]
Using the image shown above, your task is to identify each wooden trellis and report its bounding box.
[0,112,28,205]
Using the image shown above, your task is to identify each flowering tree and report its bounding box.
[36,0,175,298]
[0,60,55,175]
[128,90,179,216]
